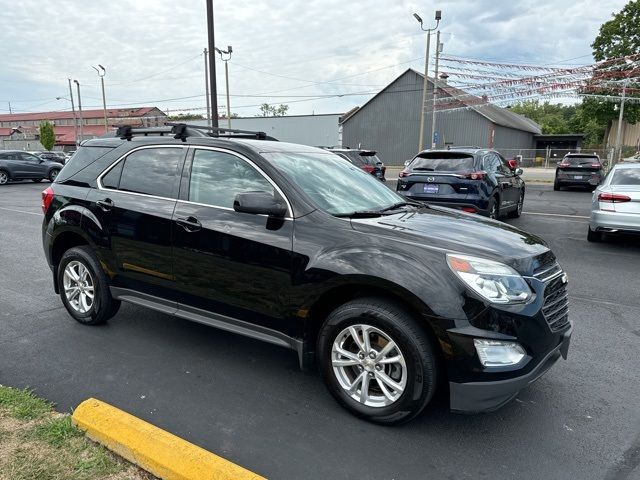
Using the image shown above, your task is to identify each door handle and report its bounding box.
[96,198,113,211]
[176,216,202,232]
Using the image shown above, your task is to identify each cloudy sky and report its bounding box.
[0,0,628,117]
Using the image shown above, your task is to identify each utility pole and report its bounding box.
[7,102,11,114]
[206,0,219,128]
[430,30,442,149]
[215,46,233,128]
[204,48,211,128]
[67,79,78,147]
[92,65,108,133]
[414,10,441,152]
[613,78,628,167]
[73,80,84,144]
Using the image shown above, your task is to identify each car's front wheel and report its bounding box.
[508,191,524,218]
[58,246,120,325]
[0,170,9,185]
[49,169,60,182]
[318,298,438,425]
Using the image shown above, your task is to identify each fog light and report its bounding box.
[474,339,526,367]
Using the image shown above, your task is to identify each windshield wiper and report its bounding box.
[378,201,416,212]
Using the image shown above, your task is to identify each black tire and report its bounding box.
[587,227,603,243]
[487,196,499,220]
[317,298,439,425]
[553,180,560,191]
[32,178,44,183]
[0,170,9,185]
[49,169,60,182]
[507,190,524,218]
[57,246,120,325]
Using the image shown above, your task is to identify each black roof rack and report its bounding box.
[113,123,277,142]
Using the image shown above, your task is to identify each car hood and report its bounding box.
[351,205,551,271]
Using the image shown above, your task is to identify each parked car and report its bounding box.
[588,162,640,242]
[397,148,525,219]
[324,147,386,181]
[42,125,570,424]
[554,153,603,191]
[31,151,67,165]
[0,150,63,185]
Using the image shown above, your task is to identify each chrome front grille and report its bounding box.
[533,261,563,283]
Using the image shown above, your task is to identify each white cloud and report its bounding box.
[0,0,628,116]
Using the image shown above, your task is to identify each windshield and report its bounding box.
[266,152,403,215]
[611,168,640,185]
[410,153,475,171]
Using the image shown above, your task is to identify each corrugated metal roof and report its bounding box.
[342,69,541,135]
[0,107,162,123]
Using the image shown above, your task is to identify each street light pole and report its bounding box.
[66,79,78,147]
[614,78,628,166]
[73,80,84,145]
[430,31,442,149]
[92,65,108,133]
[414,10,441,152]
[206,0,219,128]
[204,48,211,128]
[215,46,233,128]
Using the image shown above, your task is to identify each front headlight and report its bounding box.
[446,253,532,304]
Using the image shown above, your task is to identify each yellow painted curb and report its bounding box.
[72,398,265,480]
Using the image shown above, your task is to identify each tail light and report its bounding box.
[362,165,375,173]
[458,171,486,180]
[598,193,631,203]
[559,162,570,167]
[461,206,477,213]
[399,170,410,178]
[591,163,601,168]
[41,186,54,214]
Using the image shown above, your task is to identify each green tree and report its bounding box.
[167,113,205,121]
[257,103,289,117]
[39,121,55,151]
[582,0,640,143]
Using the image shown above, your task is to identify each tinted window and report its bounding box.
[611,168,640,185]
[20,153,41,162]
[101,161,124,189]
[56,146,114,182]
[411,153,476,172]
[189,149,274,208]
[119,148,183,197]
[564,155,599,166]
[483,154,501,173]
[0,152,19,161]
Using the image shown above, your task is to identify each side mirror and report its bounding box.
[515,168,524,176]
[507,159,517,170]
[233,191,287,217]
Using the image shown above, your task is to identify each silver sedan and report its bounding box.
[588,163,640,242]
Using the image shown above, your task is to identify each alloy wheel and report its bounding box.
[63,261,95,314]
[489,203,497,219]
[517,194,523,215]
[331,324,407,407]
[0,172,8,185]
[50,170,59,181]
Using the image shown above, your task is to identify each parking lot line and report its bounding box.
[0,206,41,216]
[524,211,590,219]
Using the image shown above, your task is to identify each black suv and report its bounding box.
[42,125,571,424]
[324,148,386,181]
[554,153,603,191]
[397,148,525,219]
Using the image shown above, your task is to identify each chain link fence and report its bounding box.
[498,148,615,168]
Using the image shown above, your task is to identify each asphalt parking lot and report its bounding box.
[1,179,639,480]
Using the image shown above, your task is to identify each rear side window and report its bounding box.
[611,168,640,185]
[56,146,114,182]
[188,149,274,208]
[411,153,475,172]
[118,148,184,197]
[101,161,124,190]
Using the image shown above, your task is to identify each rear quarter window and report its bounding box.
[55,146,114,182]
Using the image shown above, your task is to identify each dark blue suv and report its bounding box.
[396,148,525,219]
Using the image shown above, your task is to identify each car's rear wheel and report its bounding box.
[49,169,60,182]
[58,246,120,325]
[587,226,603,243]
[0,170,9,185]
[318,298,438,425]
[553,180,560,191]
[507,191,524,218]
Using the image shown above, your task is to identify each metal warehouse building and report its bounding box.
[341,69,541,165]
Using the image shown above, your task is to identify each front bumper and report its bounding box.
[449,327,571,413]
